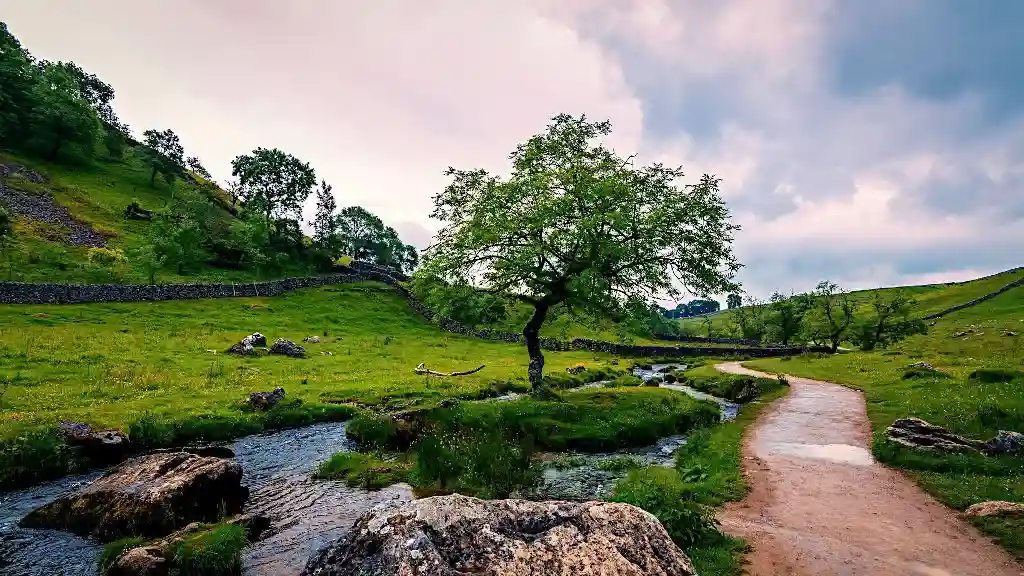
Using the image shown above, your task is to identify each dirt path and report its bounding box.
[716,362,1022,576]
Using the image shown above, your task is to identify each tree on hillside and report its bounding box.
[26,63,100,161]
[141,128,184,187]
[0,23,39,146]
[730,296,768,342]
[41,60,117,125]
[311,180,338,248]
[686,298,720,316]
[230,147,316,223]
[423,114,740,391]
[802,280,855,352]
[727,293,742,309]
[850,290,926,350]
[335,205,419,273]
[764,291,811,345]
[186,156,212,179]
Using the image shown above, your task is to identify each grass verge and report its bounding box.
[746,289,1024,558]
[610,384,789,576]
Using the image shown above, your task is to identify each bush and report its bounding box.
[611,466,723,549]
[596,455,642,472]
[100,536,146,573]
[86,247,128,280]
[969,369,1024,384]
[0,425,79,492]
[409,431,539,498]
[168,522,248,575]
[681,373,784,403]
[346,413,401,449]
[313,451,409,489]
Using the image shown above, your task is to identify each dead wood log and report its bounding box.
[414,363,485,377]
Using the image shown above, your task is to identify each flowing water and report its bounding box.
[0,421,412,576]
[532,363,739,500]
[0,364,735,576]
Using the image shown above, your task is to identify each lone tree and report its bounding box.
[141,128,184,187]
[424,114,740,391]
[230,147,316,223]
[727,293,742,309]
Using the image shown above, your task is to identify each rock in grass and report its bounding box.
[249,387,286,410]
[301,493,696,576]
[59,420,130,464]
[227,332,267,355]
[303,335,321,343]
[907,361,934,370]
[20,452,248,541]
[965,501,1024,518]
[270,338,305,358]
[983,430,1024,456]
[885,418,985,453]
[108,514,270,576]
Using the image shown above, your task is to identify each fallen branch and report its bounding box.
[415,362,485,377]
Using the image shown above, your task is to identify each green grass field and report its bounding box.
[747,286,1024,556]
[680,267,1024,336]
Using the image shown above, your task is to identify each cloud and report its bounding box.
[3,0,1021,303]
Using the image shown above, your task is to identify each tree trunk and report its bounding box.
[150,166,158,186]
[523,302,550,392]
[47,138,62,161]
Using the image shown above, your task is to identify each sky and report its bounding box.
[3,0,1022,302]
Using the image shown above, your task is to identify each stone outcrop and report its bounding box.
[59,420,130,464]
[107,514,270,576]
[270,338,305,358]
[227,332,267,355]
[964,501,1024,518]
[19,452,248,541]
[301,494,696,576]
[0,163,106,247]
[249,387,286,410]
[886,417,1024,456]
[886,418,986,453]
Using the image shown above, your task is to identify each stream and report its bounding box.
[0,422,411,576]
[0,363,735,576]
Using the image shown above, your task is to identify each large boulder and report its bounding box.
[107,514,270,576]
[270,338,305,358]
[20,452,248,541]
[59,420,130,464]
[301,494,696,576]
[885,417,986,453]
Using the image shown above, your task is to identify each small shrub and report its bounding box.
[969,368,1023,384]
[0,426,78,490]
[346,414,400,449]
[409,431,539,498]
[168,522,248,575]
[100,536,146,572]
[313,451,409,489]
[86,247,128,280]
[546,454,588,470]
[612,466,723,549]
[596,455,642,472]
[902,366,950,380]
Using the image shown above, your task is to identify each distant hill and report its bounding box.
[680,267,1024,336]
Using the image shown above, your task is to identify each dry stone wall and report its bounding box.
[0,263,818,358]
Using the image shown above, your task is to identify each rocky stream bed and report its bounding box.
[0,363,730,576]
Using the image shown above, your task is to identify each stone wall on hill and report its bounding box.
[0,263,820,358]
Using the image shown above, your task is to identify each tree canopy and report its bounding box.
[231,147,316,223]
[424,114,740,389]
[141,128,184,186]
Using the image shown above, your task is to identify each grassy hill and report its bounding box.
[0,148,317,284]
[680,267,1024,337]
[748,286,1024,555]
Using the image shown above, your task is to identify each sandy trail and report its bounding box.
[715,362,1022,576]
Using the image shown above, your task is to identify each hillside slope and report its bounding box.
[0,148,307,284]
[680,267,1024,336]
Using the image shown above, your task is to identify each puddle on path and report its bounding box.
[764,442,875,466]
